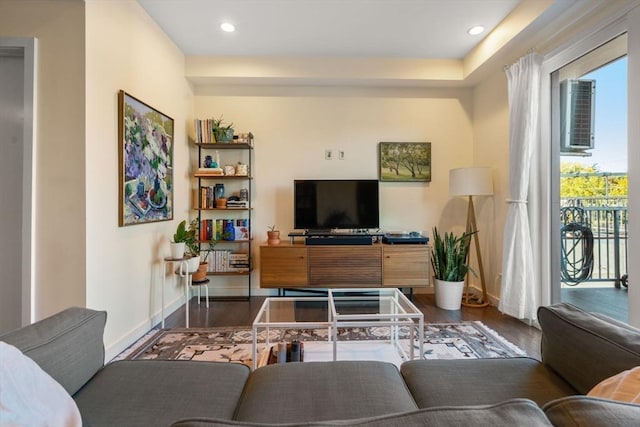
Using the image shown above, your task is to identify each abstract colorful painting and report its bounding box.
[118,90,174,226]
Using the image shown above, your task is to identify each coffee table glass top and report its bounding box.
[253,297,331,327]
[329,288,422,321]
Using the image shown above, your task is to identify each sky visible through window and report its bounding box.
[568,56,627,173]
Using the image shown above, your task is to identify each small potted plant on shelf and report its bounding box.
[267,225,280,245]
[212,116,234,143]
[430,227,476,310]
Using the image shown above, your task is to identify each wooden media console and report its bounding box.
[259,242,430,289]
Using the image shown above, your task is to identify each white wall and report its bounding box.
[472,72,510,300]
[194,87,477,294]
[85,0,194,359]
[0,0,86,320]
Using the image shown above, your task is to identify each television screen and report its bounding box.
[294,180,379,230]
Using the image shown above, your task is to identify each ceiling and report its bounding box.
[135,0,612,88]
[137,0,521,59]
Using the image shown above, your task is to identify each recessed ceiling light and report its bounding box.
[220,22,235,32]
[468,25,485,36]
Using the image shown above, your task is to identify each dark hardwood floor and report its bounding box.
[163,293,542,360]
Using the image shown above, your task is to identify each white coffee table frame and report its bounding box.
[252,297,332,369]
[328,288,424,362]
[252,288,424,369]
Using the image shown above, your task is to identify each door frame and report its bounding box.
[539,18,628,306]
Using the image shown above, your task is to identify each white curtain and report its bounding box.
[499,52,543,323]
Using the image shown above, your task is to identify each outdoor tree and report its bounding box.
[560,162,627,198]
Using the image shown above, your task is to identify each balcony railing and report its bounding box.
[560,197,628,287]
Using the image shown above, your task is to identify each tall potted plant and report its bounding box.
[430,227,475,310]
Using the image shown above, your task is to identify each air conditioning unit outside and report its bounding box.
[560,79,595,152]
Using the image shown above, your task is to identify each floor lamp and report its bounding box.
[449,167,494,308]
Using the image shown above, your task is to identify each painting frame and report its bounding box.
[378,142,431,182]
[118,90,174,226]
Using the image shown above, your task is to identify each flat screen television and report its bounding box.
[294,179,379,231]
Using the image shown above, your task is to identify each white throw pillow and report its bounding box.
[587,366,640,404]
[0,341,82,426]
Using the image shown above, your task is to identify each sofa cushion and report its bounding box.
[234,361,418,424]
[0,342,82,427]
[543,396,640,427]
[173,399,551,426]
[73,360,250,426]
[0,306,106,395]
[538,303,640,394]
[401,357,576,407]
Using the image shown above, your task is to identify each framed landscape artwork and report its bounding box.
[118,90,174,226]
[379,142,431,182]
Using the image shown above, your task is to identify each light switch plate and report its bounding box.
[325,149,333,160]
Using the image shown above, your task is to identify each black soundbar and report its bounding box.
[305,235,373,245]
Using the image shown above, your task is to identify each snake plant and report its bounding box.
[431,227,476,282]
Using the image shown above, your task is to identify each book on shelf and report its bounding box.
[195,168,224,177]
[206,250,249,273]
[226,200,249,208]
[194,119,215,144]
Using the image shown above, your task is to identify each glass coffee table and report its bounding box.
[252,296,332,369]
[252,288,424,369]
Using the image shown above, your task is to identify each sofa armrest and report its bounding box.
[543,396,640,427]
[537,303,640,394]
[0,307,107,395]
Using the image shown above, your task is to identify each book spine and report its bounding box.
[215,219,222,241]
[290,340,300,362]
[277,342,287,364]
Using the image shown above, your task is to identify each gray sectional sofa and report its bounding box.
[1,302,639,426]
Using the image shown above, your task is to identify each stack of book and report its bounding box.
[228,252,249,272]
[206,250,249,273]
[226,200,249,209]
[195,168,224,177]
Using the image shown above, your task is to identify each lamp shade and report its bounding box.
[449,167,494,196]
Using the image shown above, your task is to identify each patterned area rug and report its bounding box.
[114,321,526,368]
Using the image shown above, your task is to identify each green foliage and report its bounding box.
[430,227,476,282]
[268,225,277,232]
[560,162,627,198]
[173,219,213,259]
[172,220,191,244]
[212,115,233,131]
[212,116,234,142]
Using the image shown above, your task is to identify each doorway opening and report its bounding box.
[0,37,36,332]
[552,34,628,322]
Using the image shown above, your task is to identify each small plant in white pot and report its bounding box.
[170,220,192,259]
[430,227,475,310]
